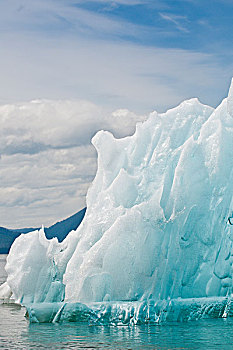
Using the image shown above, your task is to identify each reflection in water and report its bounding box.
[1,255,233,349]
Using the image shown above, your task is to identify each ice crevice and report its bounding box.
[1,79,233,323]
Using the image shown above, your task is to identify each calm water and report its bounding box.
[1,255,233,349]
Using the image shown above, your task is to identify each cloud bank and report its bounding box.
[0,99,145,227]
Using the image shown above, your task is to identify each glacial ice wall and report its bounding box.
[2,79,233,309]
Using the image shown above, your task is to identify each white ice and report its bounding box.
[1,79,233,323]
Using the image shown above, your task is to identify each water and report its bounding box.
[1,255,233,349]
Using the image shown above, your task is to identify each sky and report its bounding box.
[0,0,233,227]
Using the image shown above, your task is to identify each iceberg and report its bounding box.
[1,79,233,324]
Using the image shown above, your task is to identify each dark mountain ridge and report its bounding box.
[0,208,86,254]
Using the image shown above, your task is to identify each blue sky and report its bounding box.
[0,0,232,112]
[0,0,233,227]
[73,0,233,52]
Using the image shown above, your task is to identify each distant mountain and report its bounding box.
[44,208,86,242]
[0,227,37,254]
[0,208,86,254]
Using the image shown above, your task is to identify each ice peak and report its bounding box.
[183,97,200,104]
[179,97,213,112]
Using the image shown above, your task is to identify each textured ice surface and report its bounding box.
[1,79,233,323]
[25,297,233,324]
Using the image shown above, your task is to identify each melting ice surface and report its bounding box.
[1,79,233,324]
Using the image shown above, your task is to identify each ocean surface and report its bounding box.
[1,255,233,349]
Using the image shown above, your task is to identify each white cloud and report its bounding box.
[0,0,145,39]
[0,33,231,113]
[0,100,103,153]
[0,99,145,155]
[159,12,189,33]
[86,0,149,4]
[0,145,96,227]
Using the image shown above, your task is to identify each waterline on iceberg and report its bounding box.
[25,296,233,324]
